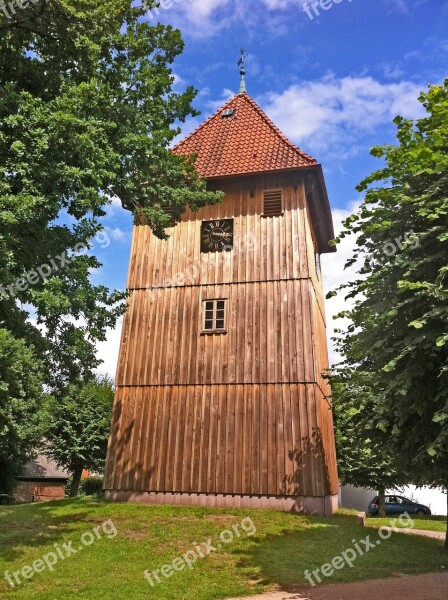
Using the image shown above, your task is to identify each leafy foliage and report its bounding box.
[329,79,448,543]
[0,0,222,390]
[0,329,44,493]
[0,1,222,488]
[331,373,403,492]
[44,376,114,496]
[79,476,104,497]
[65,475,104,497]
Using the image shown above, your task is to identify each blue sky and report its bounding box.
[95,0,448,374]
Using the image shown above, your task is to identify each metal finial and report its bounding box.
[237,47,247,94]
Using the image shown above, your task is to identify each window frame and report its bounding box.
[202,298,227,334]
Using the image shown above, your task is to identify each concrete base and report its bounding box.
[104,490,338,516]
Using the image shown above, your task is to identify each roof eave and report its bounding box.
[311,164,337,254]
[202,164,317,181]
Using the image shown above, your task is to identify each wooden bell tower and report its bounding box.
[104,80,339,515]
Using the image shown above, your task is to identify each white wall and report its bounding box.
[339,484,376,512]
[401,485,447,516]
[339,484,447,515]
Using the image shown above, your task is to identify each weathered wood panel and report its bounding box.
[105,173,339,502]
[104,383,336,497]
[126,178,311,292]
[116,280,316,387]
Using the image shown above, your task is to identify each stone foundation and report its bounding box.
[104,490,338,517]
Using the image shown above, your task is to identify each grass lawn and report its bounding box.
[367,515,447,533]
[0,498,446,600]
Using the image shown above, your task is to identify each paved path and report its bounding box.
[226,572,448,600]
[374,526,445,541]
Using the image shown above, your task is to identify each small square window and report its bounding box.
[202,299,227,333]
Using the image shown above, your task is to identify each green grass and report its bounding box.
[367,515,447,533]
[0,498,446,599]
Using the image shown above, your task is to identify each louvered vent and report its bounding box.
[263,190,283,216]
[161,205,176,227]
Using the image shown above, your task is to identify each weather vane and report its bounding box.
[237,47,248,94]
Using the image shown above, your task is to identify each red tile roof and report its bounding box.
[173,93,317,179]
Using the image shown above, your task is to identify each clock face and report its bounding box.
[201,219,234,252]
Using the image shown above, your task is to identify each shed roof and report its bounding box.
[19,454,69,480]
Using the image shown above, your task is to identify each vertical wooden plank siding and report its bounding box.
[104,175,338,499]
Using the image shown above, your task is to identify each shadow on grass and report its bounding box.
[230,514,448,592]
[0,498,99,562]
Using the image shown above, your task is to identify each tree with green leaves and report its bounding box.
[1,0,221,489]
[330,79,448,548]
[44,375,115,497]
[0,0,222,391]
[331,372,406,517]
[0,329,44,494]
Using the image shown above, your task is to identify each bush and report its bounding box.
[65,476,104,497]
[80,476,104,497]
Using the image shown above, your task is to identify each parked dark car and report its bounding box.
[368,495,431,517]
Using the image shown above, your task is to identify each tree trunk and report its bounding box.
[378,486,386,518]
[70,465,83,497]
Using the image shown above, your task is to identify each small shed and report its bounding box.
[14,454,69,503]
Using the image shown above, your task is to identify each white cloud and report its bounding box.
[261,0,292,9]
[172,72,187,91]
[155,0,234,37]
[206,88,235,111]
[382,0,431,14]
[106,227,128,242]
[150,0,304,39]
[322,200,362,366]
[258,0,309,10]
[260,75,426,159]
[99,195,124,222]
[380,62,406,80]
[384,0,409,12]
[142,0,437,41]
[110,196,122,208]
[96,317,123,379]
[185,0,230,19]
